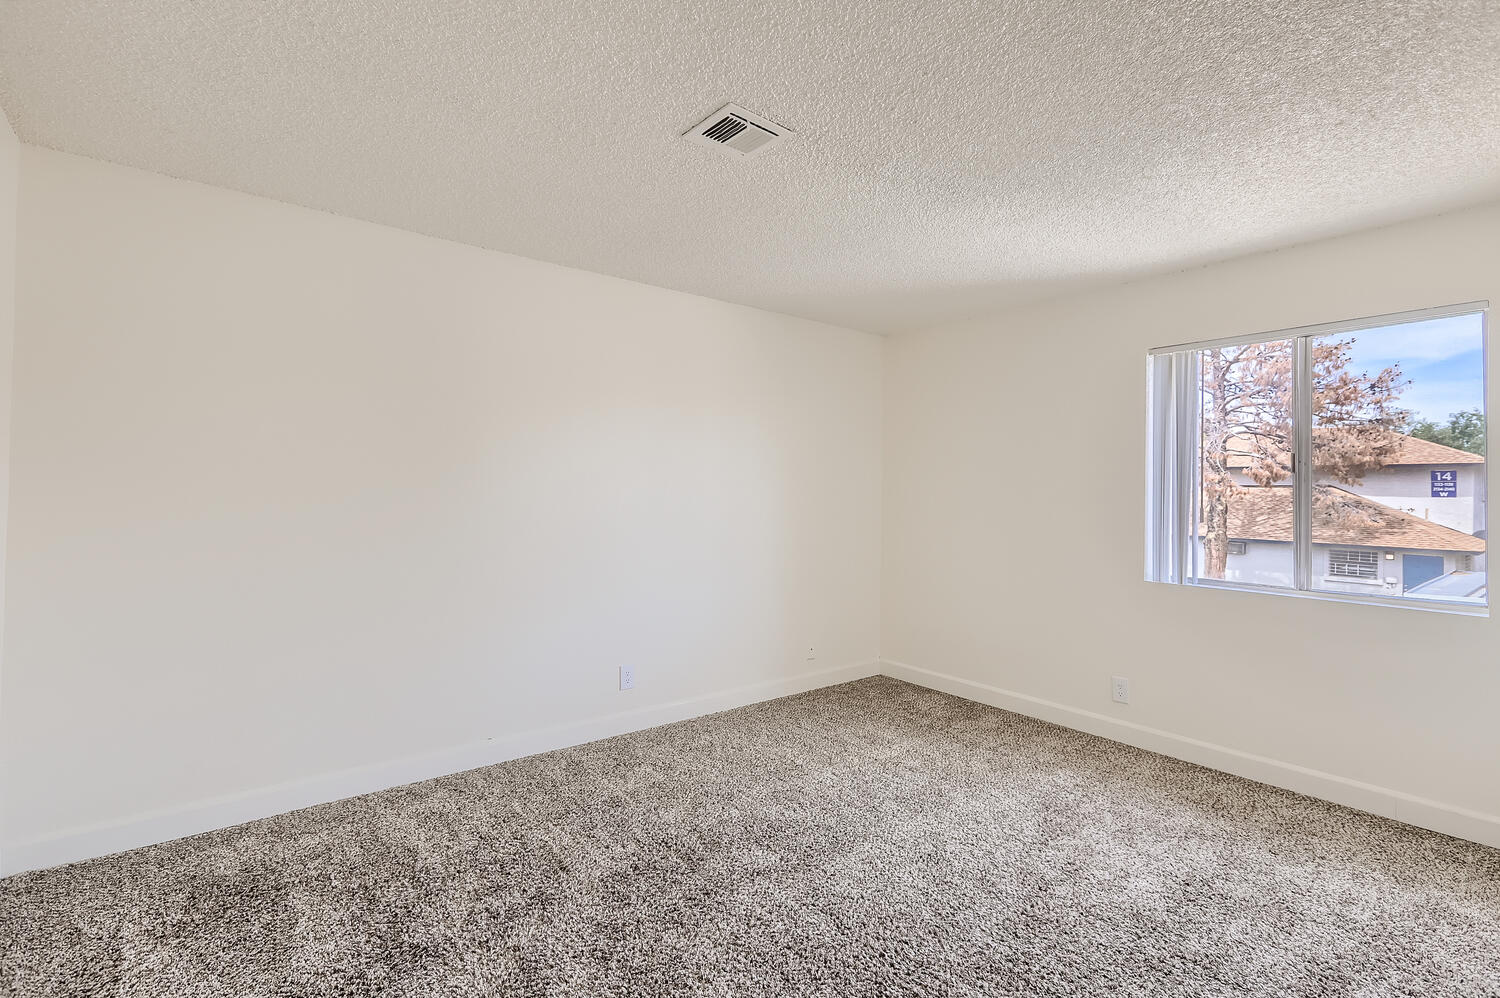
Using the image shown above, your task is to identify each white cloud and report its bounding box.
[1339,313,1485,366]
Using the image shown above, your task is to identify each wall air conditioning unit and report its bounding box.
[683,103,791,159]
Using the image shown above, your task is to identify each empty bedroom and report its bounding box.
[0,2,1496,995]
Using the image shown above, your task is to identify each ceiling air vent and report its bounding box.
[683,103,791,159]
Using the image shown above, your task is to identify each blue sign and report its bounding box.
[1431,469,1458,498]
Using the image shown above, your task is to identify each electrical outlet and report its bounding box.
[1111,675,1130,704]
[806,646,815,662]
[619,666,635,691]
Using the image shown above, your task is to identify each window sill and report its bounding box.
[1164,577,1489,617]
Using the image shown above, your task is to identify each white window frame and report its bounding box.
[1144,300,1489,616]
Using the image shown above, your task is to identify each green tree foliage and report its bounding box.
[1408,408,1485,456]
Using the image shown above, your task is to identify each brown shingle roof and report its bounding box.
[1212,485,1486,553]
[1385,434,1485,465]
[1224,432,1483,470]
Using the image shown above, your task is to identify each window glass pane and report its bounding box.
[1308,313,1486,605]
[1194,338,1296,588]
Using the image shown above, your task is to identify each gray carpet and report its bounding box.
[2,677,1497,997]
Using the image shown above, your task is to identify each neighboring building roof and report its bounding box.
[1405,571,1487,599]
[1211,485,1486,553]
[1383,434,1485,465]
[1223,431,1483,470]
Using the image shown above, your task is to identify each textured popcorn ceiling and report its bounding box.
[2,1,1498,333]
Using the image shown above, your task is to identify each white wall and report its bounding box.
[883,202,1500,841]
[4,141,1496,871]
[1206,539,1292,589]
[1351,464,1483,535]
[0,108,17,873]
[1229,464,1485,535]
[2,148,882,869]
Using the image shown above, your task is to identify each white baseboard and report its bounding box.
[2,660,880,876]
[880,659,1500,850]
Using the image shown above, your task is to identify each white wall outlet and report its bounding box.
[619,666,635,691]
[806,646,815,662]
[1111,675,1130,704]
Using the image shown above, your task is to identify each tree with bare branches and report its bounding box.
[1200,338,1408,578]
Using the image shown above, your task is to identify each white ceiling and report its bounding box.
[2,2,1498,333]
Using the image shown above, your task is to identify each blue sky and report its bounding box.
[1335,312,1485,425]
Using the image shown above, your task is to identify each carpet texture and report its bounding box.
[2,676,1497,997]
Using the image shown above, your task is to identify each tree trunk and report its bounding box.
[1200,349,1233,580]
[1202,481,1229,579]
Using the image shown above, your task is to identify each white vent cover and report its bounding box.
[683,103,791,158]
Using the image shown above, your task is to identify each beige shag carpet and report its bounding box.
[2,676,1497,996]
